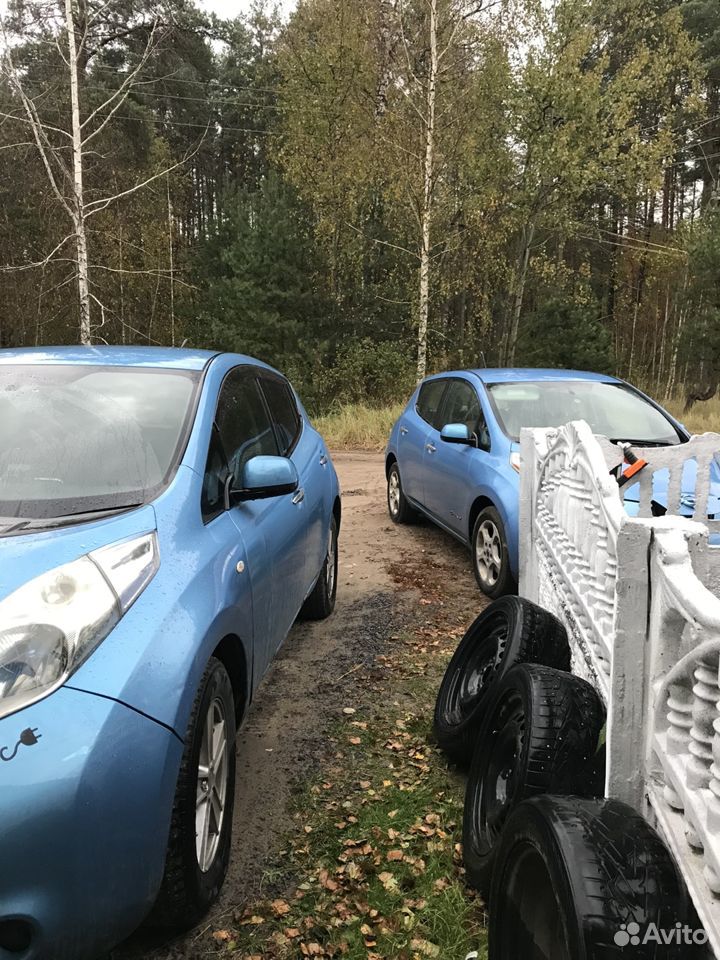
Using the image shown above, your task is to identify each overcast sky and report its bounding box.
[198,0,296,17]
[0,0,298,19]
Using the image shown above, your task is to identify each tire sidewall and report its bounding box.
[182,661,236,913]
[489,803,581,959]
[325,516,339,610]
[472,506,512,598]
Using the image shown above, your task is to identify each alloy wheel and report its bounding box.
[388,469,400,516]
[476,519,503,588]
[196,697,229,873]
[326,526,337,596]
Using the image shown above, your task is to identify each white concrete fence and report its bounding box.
[519,420,720,955]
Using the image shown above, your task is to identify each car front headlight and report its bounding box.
[0,533,159,720]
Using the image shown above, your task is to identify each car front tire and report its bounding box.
[152,657,236,930]
[472,506,514,597]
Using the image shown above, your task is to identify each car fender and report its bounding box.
[67,466,255,739]
[464,461,520,579]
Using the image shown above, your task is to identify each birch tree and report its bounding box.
[390,0,509,380]
[0,0,198,344]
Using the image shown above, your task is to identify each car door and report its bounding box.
[257,371,324,599]
[398,378,448,505]
[212,366,308,679]
[422,377,490,538]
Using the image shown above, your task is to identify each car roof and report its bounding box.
[467,368,620,384]
[0,345,237,372]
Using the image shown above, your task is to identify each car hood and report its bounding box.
[0,505,157,603]
[623,457,720,520]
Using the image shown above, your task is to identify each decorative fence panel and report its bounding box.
[519,422,720,955]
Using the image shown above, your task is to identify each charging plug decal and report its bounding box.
[1,727,42,762]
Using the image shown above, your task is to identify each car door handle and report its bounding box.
[400,426,409,436]
[292,488,305,504]
[319,454,328,466]
[426,443,436,453]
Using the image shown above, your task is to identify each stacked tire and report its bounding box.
[434,597,703,958]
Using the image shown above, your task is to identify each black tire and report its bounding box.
[472,506,515,598]
[463,664,605,895]
[489,795,701,959]
[152,657,236,930]
[434,597,570,766]
[387,461,416,524]
[300,516,338,620]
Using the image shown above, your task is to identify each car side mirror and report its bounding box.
[440,423,475,446]
[225,455,299,507]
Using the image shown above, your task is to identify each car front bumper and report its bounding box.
[0,686,182,960]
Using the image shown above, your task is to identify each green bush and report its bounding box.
[316,337,416,410]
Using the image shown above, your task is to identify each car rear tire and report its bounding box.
[433,597,570,766]
[463,664,605,896]
[300,517,338,620]
[387,462,416,524]
[472,506,514,598]
[489,795,700,959]
[151,657,236,930]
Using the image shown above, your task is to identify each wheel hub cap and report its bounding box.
[476,519,502,587]
[388,472,400,515]
[326,527,336,595]
[196,698,228,873]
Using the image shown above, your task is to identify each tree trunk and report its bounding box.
[65,0,91,345]
[504,219,535,366]
[374,0,395,119]
[416,0,438,383]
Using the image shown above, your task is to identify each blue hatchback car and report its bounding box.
[0,347,340,960]
[385,368,717,597]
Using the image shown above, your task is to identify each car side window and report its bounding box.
[216,366,280,477]
[416,379,447,428]
[259,375,301,455]
[201,425,228,522]
[442,380,491,451]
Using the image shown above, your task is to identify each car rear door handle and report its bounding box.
[292,488,305,504]
[400,426,409,436]
[319,454,328,466]
[426,442,436,453]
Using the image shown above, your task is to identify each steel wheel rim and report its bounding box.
[476,695,525,852]
[456,620,508,714]
[196,697,228,873]
[388,470,401,515]
[326,526,336,595]
[476,519,503,587]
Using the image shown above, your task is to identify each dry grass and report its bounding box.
[666,395,720,435]
[315,396,720,452]
[314,403,405,450]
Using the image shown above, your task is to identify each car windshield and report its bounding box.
[487,380,683,446]
[0,364,200,521]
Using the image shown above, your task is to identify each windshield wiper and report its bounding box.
[31,503,146,529]
[609,438,674,448]
[0,517,33,534]
[0,503,145,535]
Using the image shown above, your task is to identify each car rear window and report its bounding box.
[260,376,301,455]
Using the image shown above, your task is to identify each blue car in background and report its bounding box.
[0,347,340,960]
[386,368,717,597]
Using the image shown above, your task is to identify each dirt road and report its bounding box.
[115,451,482,960]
